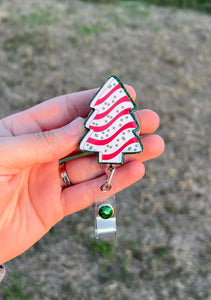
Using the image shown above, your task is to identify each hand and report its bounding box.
[0,86,165,264]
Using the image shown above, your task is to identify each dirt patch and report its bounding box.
[0,0,210,299]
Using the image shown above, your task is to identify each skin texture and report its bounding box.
[0,86,165,264]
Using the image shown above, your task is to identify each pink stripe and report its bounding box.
[87,122,137,145]
[89,108,131,132]
[95,84,121,106]
[102,138,139,160]
[94,96,131,119]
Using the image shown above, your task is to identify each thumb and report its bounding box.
[0,117,85,171]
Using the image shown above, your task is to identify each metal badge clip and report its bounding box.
[95,165,117,239]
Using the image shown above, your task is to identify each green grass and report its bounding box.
[21,11,59,26]
[82,0,211,13]
[1,272,28,300]
[142,0,211,12]
[86,239,137,286]
[3,32,50,53]
[0,272,46,299]
[74,22,105,37]
[20,7,74,27]
[89,240,115,258]
[97,256,135,286]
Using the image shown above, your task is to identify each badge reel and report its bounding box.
[79,75,143,239]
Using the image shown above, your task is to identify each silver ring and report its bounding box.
[59,162,72,189]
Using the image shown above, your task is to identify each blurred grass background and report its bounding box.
[82,0,211,13]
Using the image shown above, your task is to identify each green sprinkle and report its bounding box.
[128,147,132,151]
[89,146,93,150]
[122,137,126,141]
[108,85,112,89]
[115,144,118,147]
[95,134,98,137]
[120,118,123,122]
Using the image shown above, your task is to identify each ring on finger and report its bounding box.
[59,162,72,189]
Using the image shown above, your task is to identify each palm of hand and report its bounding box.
[0,119,63,263]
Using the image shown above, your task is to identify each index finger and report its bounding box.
[3,86,136,133]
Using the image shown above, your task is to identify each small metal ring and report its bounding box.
[59,162,72,189]
[100,183,112,192]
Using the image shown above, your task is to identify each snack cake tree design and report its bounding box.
[79,75,143,164]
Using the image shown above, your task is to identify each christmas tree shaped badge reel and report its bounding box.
[79,75,143,239]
